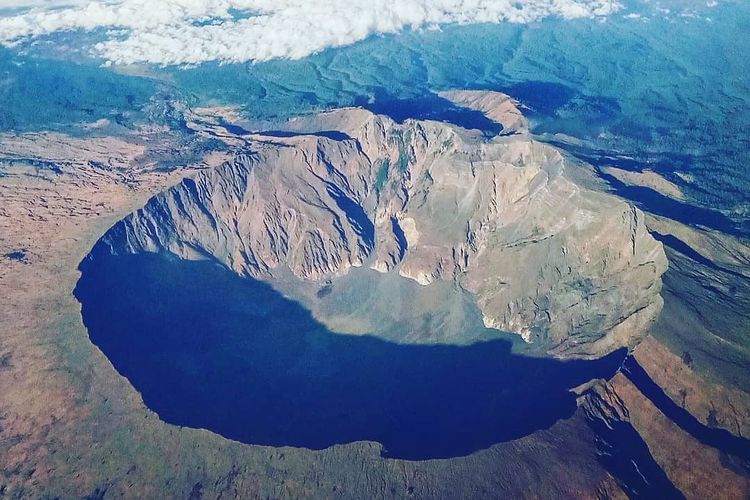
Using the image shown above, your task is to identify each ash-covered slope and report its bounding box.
[97,95,667,358]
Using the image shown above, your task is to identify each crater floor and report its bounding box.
[75,250,625,460]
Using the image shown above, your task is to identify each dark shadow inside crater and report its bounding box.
[75,248,625,460]
[355,89,504,137]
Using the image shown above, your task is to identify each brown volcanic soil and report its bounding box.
[591,371,749,499]
[634,337,750,438]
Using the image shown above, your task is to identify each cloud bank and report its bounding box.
[0,0,622,65]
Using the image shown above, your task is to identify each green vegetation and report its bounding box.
[373,159,390,194]
[0,48,156,132]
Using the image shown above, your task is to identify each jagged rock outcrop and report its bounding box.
[439,90,530,135]
[97,95,667,358]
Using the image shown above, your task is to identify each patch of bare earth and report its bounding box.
[605,369,749,498]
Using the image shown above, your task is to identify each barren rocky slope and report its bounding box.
[98,99,667,357]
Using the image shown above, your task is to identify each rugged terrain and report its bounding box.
[1,91,748,499]
[101,96,666,358]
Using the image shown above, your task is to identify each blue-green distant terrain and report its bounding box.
[3,0,748,233]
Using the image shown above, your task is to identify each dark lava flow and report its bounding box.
[75,249,626,460]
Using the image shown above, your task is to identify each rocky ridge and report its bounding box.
[98,92,667,358]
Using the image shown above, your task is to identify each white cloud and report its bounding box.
[0,0,83,8]
[0,0,623,65]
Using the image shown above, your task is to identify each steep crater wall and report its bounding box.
[94,102,667,358]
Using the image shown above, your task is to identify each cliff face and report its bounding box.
[98,98,667,358]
